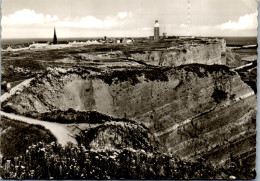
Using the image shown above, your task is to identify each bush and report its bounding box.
[211,89,227,103]
[0,117,56,158]
[0,141,255,179]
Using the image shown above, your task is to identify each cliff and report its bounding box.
[3,64,256,164]
[128,38,227,67]
[129,43,226,67]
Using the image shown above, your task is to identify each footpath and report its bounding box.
[0,79,77,146]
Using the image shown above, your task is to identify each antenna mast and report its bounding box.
[187,0,190,36]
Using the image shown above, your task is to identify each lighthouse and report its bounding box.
[154,20,160,41]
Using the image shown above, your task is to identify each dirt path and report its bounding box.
[232,62,253,71]
[0,78,34,103]
[0,111,77,146]
[0,77,78,146]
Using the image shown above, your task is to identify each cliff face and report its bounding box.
[3,64,256,163]
[129,42,226,67]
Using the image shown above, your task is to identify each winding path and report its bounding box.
[1,78,77,146]
[231,62,253,71]
[0,111,77,146]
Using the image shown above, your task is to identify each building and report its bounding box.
[154,20,160,41]
[163,32,167,39]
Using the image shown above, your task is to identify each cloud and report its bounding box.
[57,11,132,28]
[2,9,58,26]
[2,9,133,29]
[217,11,258,30]
[57,16,117,28]
[117,12,128,19]
[180,24,188,28]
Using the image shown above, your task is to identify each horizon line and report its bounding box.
[1,35,258,40]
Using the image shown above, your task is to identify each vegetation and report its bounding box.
[0,141,255,179]
[76,122,161,152]
[97,68,169,85]
[178,63,235,78]
[211,89,228,103]
[0,117,56,158]
[24,109,136,124]
[1,54,44,82]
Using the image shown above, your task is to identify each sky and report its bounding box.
[1,0,258,38]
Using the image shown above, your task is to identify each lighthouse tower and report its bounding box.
[154,20,160,41]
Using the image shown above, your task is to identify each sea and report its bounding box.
[220,37,257,46]
[1,37,257,47]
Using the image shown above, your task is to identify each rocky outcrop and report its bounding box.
[77,121,161,152]
[2,64,256,164]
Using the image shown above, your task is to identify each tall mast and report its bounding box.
[187,0,190,36]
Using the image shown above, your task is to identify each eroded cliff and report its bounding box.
[130,43,226,67]
[2,64,256,164]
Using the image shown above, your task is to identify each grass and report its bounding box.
[96,68,169,85]
[24,109,137,124]
[0,117,56,158]
[177,63,236,78]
